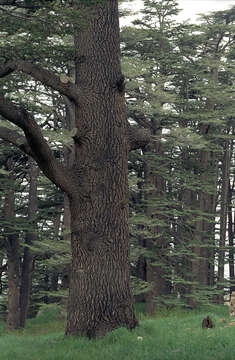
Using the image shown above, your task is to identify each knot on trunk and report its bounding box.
[128,126,151,151]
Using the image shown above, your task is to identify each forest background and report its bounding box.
[121,0,235,25]
[0,0,234,336]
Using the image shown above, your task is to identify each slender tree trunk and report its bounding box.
[19,159,39,327]
[217,139,230,303]
[177,186,198,308]
[61,195,71,291]
[50,208,62,301]
[142,131,171,314]
[208,177,218,287]
[192,65,219,285]
[42,273,49,304]
[4,166,20,330]
[191,147,218,310]
[19,246,34,326]
[174,148,199,308]
[51,273,59,292]
[0,259,6,294]
[228,178,235,293]
[7,254,20,330]
[192,63,219,299]
[65,1,137,337]
[61,94,75,291]
[228,136,234,294]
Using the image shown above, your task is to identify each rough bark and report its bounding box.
[65,1,137,337]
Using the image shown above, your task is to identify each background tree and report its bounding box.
[123,2,235,309]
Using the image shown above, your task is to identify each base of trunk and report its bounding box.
[66,320,138,339]
[65,299,138,338]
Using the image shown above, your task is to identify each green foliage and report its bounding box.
[167,127,209,150]
[0,305,233,360]
[125,1,235,308]
[131,275,152,296]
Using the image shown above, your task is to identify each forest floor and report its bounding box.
[0,303,234,360]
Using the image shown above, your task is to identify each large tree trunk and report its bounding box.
[65,1,137,337]
[0,0,149,339]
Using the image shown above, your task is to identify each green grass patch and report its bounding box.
[0,304,234,360]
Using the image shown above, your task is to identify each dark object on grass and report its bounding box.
[202,316,214,329]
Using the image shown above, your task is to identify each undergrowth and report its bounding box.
[0,303,233,360]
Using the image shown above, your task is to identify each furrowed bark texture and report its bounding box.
[65,1,137,337]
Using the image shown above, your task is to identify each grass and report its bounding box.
[0,304,234,360]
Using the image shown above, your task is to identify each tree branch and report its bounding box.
[128,110,152,129]
[0,94,74,195]
[0,126,33,156]
[0,60,81,103]
[128,126,151,151]
[0,0,43,9]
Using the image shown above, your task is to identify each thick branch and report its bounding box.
[0,126,33,156]
[0,1,39,8]
[0,0,53,8]
[0,94,74,195]
[128,110,152,129]
[128,126,151,151]
[0,60,81,103]
[0,0,32,8]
